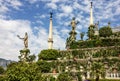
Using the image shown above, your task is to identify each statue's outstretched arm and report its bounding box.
[17,35,24,40]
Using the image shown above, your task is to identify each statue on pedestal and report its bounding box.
[17,32,30,62]
[94,21,99,36]
[66,17,78,49]
[71,17,79,31]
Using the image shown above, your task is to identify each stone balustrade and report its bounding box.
[106,73,120,79]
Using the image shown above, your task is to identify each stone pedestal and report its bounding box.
[19,48,30,62]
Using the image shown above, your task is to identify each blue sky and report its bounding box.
[0,0,120,61]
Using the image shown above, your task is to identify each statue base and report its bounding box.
[19,48,30,62]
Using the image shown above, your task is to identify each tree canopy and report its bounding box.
[37,60,51,73]
[99,26,112,37]
[38,49,60,60]
[6,62,41,81]
[0,66,4,74]
[80,32,85,40]
[87,25,95,40]
[57,73,72,81]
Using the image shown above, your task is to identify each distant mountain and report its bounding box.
[0,58,15,69]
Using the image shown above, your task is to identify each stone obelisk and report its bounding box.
[90,2,93,26]
[48,12,53,49]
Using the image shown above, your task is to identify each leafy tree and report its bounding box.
[37,60,51,73]
[99,26,112,37]
[6,62,41,81]
[69,31,77,41]
[76,72,82,81]
[57,72,72,81]
[87,25,95,40]
[19,49,30,62]
[49,76,56,81]
[80,32,85,40]
[27,54,36,62]
[66,37,71,49]
[0,66,4,74]
[91,62,105,81]
[0,76,6,81]
[38,49,59,60]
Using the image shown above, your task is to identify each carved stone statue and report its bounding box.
[66,17,79,49]
[95,21,99,31]
[17,32,28,48]
[71,17,79,30]
[70,17,78,41]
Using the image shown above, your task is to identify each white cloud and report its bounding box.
[29,0,51,3]
[52,0,60,3]
[0,5,9,14]
[53,34,65,50]
[115,8,120,15]
[46,2,57,10]
[73,1,81,9]
[29,27,48,54]
[36,4,39,8]
[34,14,47,20]
[60,28,70,37]
[36,20,44,25]
[39,14,46,19]
[26,0,38,4]
[0,0,22,11]
[61,5,73,14]
[0,0,23,19]
[8,0,22,10]
[93,0,120,24]
[56,13,68,20]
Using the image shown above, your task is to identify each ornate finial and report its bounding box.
[108,21,111,27]
[72,17,75,20]
[108,21,110,25]
[91,2,93,8]
[50,12,53,18]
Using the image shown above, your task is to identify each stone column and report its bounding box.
[90,2,94,26]
[48,12,53,49]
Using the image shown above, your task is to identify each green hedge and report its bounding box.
[70,38,120,49]
[0,76,6,81]
[38,49,60,60]
[57,72,72,81]
[37,60,51,73]
[92,47,120,58]
[6,62,41,81]
[0,66,5,74]
[90,79,120,81]
[61,46,120,59]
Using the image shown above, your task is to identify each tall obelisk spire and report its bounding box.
[48,12,53,49]
[90,2,93,26]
